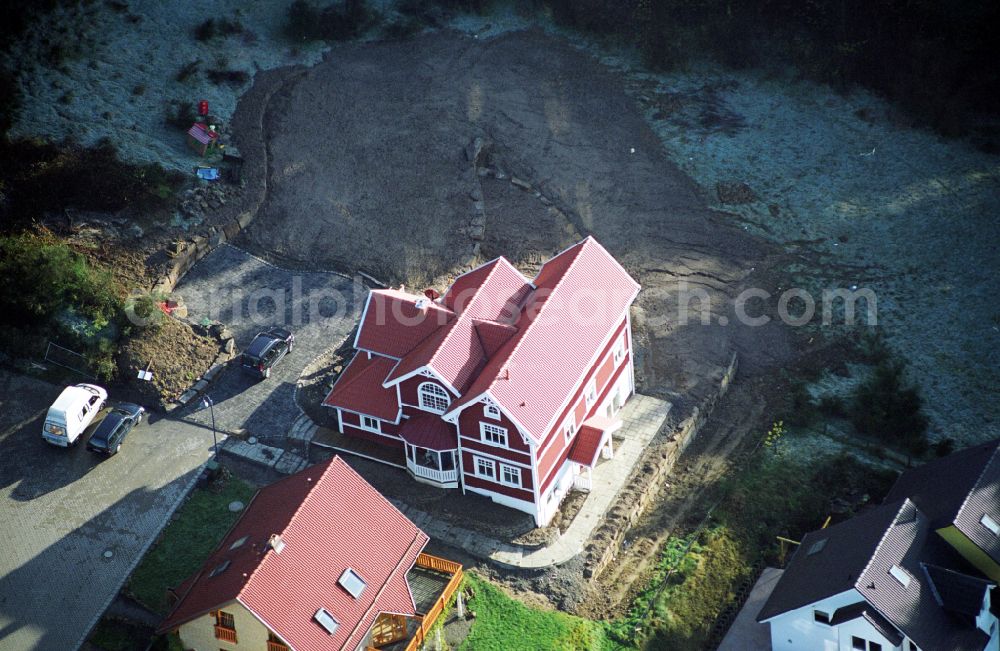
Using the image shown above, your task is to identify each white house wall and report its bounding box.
[766,589,863,651]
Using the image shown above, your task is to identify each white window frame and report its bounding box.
[499,463,521,488]
[584,379,597,409]
[473,456,495,480]
[360,415,380,433]
[484,403,501,420]
[613,335,626,364]
[981,513,1000,536]
[563,420,576,444]
[480,422,508,447]
[418,381,450,413]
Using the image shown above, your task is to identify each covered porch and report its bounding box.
[568,415,621,492]
[399,413,460,488]
[366,553,463,651]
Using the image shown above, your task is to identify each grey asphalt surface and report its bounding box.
[0,246,360,651]
[173,244,360,442]
[0,370,212,651]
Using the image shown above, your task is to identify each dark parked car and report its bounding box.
[241,327,295,379]
[85,402,144,456]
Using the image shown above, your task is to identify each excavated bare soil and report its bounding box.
[238,29,792,413]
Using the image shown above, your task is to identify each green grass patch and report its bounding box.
[612,439,897,649]
[127,474,256,614]
[460,573,630,651]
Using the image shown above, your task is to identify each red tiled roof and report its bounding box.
[446,237,640,441]
[398,412,458,450]
[187,123,218,145]
[158,457,429,651]
[323,353,400,421]
[568,416,619,467]
[355,289,454,359]
[472,319,518,358]
[383,259,529,392]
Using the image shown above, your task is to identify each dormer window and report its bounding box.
[485,403,501,420]
[418,382,450,413]
[981,513,1000,536]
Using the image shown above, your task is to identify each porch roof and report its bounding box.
[398,412,457,451]
[568,416,621,468]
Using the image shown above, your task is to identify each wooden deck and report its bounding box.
[367,553,463,651]
[403,554,463,651]
[311,427,406,468]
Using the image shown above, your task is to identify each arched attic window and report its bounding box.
[418,382,450,413]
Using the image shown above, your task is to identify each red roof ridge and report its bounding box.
[480,238,589,397]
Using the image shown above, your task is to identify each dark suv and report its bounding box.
[241,327,295,379]
[86,402,144,456]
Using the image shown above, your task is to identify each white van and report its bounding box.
[42,383,108,447]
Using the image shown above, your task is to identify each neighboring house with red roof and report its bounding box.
[157,456,462,651]
[323,237,641,526]
[757,440,1000,651]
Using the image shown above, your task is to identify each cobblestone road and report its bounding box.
[174,244,360,442]
[0,371,211,651]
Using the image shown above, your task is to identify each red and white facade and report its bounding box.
[323,237,640,526]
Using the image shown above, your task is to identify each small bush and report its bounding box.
[851,360,929,456]
[194,17,244,41]
[174,59,201,83]
[206,69,250,86]
[0,233,120,330]
[164,100,195,129]
[933,438,956,458]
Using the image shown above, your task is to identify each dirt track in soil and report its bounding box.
[236,28,796,414]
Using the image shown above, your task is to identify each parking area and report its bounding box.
[173,244,361,441]
[0,371,212,650]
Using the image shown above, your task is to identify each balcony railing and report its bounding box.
[266,640,290,651]
[406,459,458,485]
[214,625,237,643]
[404,560,463,651]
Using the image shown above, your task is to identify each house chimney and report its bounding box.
[414,298,429,311]
[267,534,286,554]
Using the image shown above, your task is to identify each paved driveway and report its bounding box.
[0,371,213,651]
[174,244,360,442]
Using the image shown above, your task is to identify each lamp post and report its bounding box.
[201,395,218,460]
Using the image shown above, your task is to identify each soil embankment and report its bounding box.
[239,29,787,408]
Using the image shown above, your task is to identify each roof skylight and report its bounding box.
[338,567,367,599]
[806,538,827,556]
[981,513,1000,536]
[314,607,339,635]
[229,535,249,550]
[889,564,912,588]
[208,560,231,577]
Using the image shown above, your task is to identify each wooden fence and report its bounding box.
[404,555,463,651]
